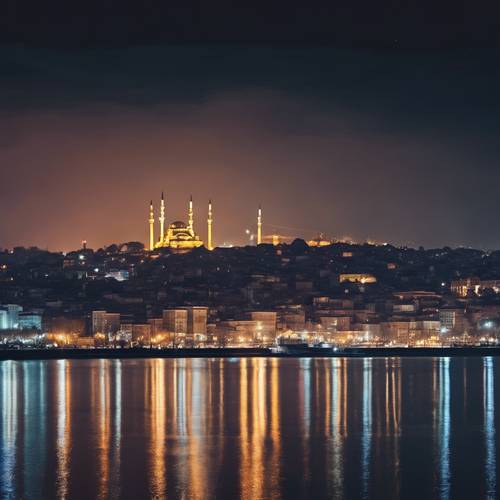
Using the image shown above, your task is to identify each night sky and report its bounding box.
[1,5,499,251]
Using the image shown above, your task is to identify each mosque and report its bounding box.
[148,194,208,251]
[148,193,265,252]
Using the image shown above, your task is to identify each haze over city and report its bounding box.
[1,46,499,251]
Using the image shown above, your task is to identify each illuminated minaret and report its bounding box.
[207,199,213,250]
[257,205,262,245]
[159,192,165,243]
[188,195,194,235]
[149,200,155,251]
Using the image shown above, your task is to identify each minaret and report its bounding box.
[257,205,262,245]
[149,200,155,251]
[188,195,194,235]
[207,199,213,250]
[159,191,165,244]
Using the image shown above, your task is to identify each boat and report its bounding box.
[270,337,342,355]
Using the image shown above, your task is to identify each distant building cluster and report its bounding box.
[0,304,43,344]
[1,240,500,348]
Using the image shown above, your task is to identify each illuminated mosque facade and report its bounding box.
[148,193,210,251]
[148,194,266,252]
[148,192,267,252]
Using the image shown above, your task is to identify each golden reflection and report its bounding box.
[95,360,110,500]
[385,359,390,431]
[270,358,281,464]
[56,360,71,499]
[251,358,266,499]
[238,358,272,499]
[150,359,166,498]
[325,361,331,436]
[176,359,187,436]
[268,358,281,498]
[187,359,205,500]
[330,358,344,500]
[239,358,250,499]
[219,358,225,438]
[110,360,122,497]
[393,359,401,432]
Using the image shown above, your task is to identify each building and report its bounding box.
[308,234,333,247]
[92,311,120,337]
[320,316,351,332]
[163,309,188,333]
[393,303,416,314]
[47,317,85,336]
[451,278,500,297]
[131,324,151,344]
[249,311,277,341]
[216,320,260,345]
[0,304,23,329]
[279,311,306,332]
[0,310,7,330]
[149,194,205,252]
[186,306,208,345]
[161,307,208,346]
[339,274,377,284]
[381,320,440,345]
[163,309,188,345]
[148,318,170,346]
[19,313,43,331]
[439,308,465,333]
[261,233,295,246]
[105,270,130,281]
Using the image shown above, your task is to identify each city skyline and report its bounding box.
[2,6,500,500]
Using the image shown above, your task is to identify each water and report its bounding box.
[0,356,498,499]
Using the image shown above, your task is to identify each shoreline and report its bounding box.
[1,346,500,361]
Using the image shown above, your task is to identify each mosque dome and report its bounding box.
[170,221,187,229]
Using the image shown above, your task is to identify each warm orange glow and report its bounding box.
[150,359,166,498]
[92,360,111,499]
[339,273,377,284]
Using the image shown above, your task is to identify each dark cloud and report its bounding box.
[2,2,499,48]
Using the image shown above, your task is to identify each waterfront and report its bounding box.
[0,357,498,499]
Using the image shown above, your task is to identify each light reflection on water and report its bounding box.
[0,357,499,499]
[484,357,496,500]
[437,357,451,500]
[361,358,372,499]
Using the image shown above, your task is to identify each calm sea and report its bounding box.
[0,357,498,499]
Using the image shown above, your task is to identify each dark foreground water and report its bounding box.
[0,357,498,500]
